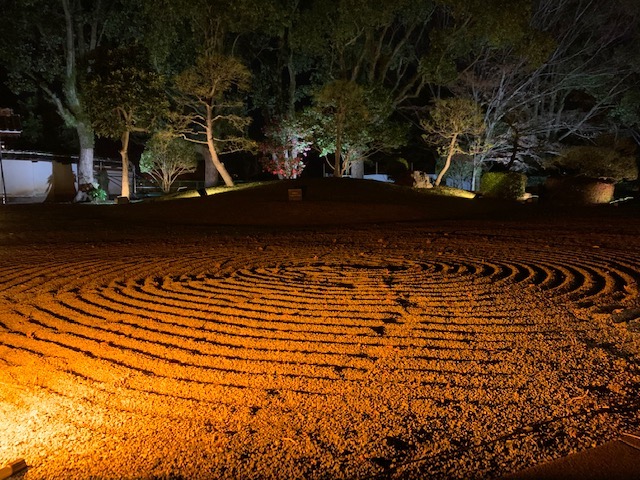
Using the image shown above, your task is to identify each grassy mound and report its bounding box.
[130,177,493,226]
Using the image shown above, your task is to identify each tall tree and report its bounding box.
[311,80,368,177]
[0,0,141,201]
[142,0,276,69]
[172,53,254,187]
[295,0,436,108]
[304,80,405,177]
[141,0,271,186]
[82,46,168,199]
[420,97,486,186]
[249,0,309,120]
[289,0,434,177]
[441,0,639,171]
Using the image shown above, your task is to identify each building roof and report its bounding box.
[0,108,22,137]
[2,149,76,163]
[3,149,120,167]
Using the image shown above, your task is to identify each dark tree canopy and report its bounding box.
[1,0,638,195]
[0,0,146,199]
[82,45,168,198]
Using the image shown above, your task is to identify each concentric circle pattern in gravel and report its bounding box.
[1,217,639,479]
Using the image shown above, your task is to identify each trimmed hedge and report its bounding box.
[543,177,615,205]
[479,172,527,200]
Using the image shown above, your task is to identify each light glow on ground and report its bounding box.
[0,197,639,479]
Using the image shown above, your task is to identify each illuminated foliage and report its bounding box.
[547,145,638,182]
[259,116,313,179]
[448,0,639,172]
[172,53,255,187]
[305,81,406,177]
[141,0,278,70]
[305,80,369,177]
[140,134,199,192]
[420,98,486,186]
[294,0,436,108]
[82,46,168,199]
[2,0,639,193]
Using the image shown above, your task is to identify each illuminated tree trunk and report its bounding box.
[119,129,130,198]
[161,172,169,192]
[206,105,234,187]
[434,133,458,187]
[75,124,95,201]
[200,145,219,187]
[207,139,234,187]
[334,141,342,177]
[287,51,296,117]
[62,0,95,202]
[334,112,344,178]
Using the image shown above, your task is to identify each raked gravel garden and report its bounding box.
[1,180,639,479]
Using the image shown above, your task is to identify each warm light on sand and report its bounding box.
[0,387,52,471]
[0,206,639,479]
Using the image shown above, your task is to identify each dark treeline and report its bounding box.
[1,0,638,197]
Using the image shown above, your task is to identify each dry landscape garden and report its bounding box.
[1,180,639,479]
[2,0,640,478]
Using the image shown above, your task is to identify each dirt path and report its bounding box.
[1,212,639,479]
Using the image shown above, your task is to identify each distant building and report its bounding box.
[0,150,78,203]
[0,108,22,134]
[1,108,25,204]
[1,107,139,203]
[0,150,131,203]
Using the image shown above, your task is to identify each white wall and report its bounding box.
[1,159,77,203]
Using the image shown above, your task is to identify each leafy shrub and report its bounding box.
[259,116,312,179]
[140,134,198,192]
[547,146,637,182]
[480,172,526,200]
[88,183,108,203]
[259,154,307,179]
